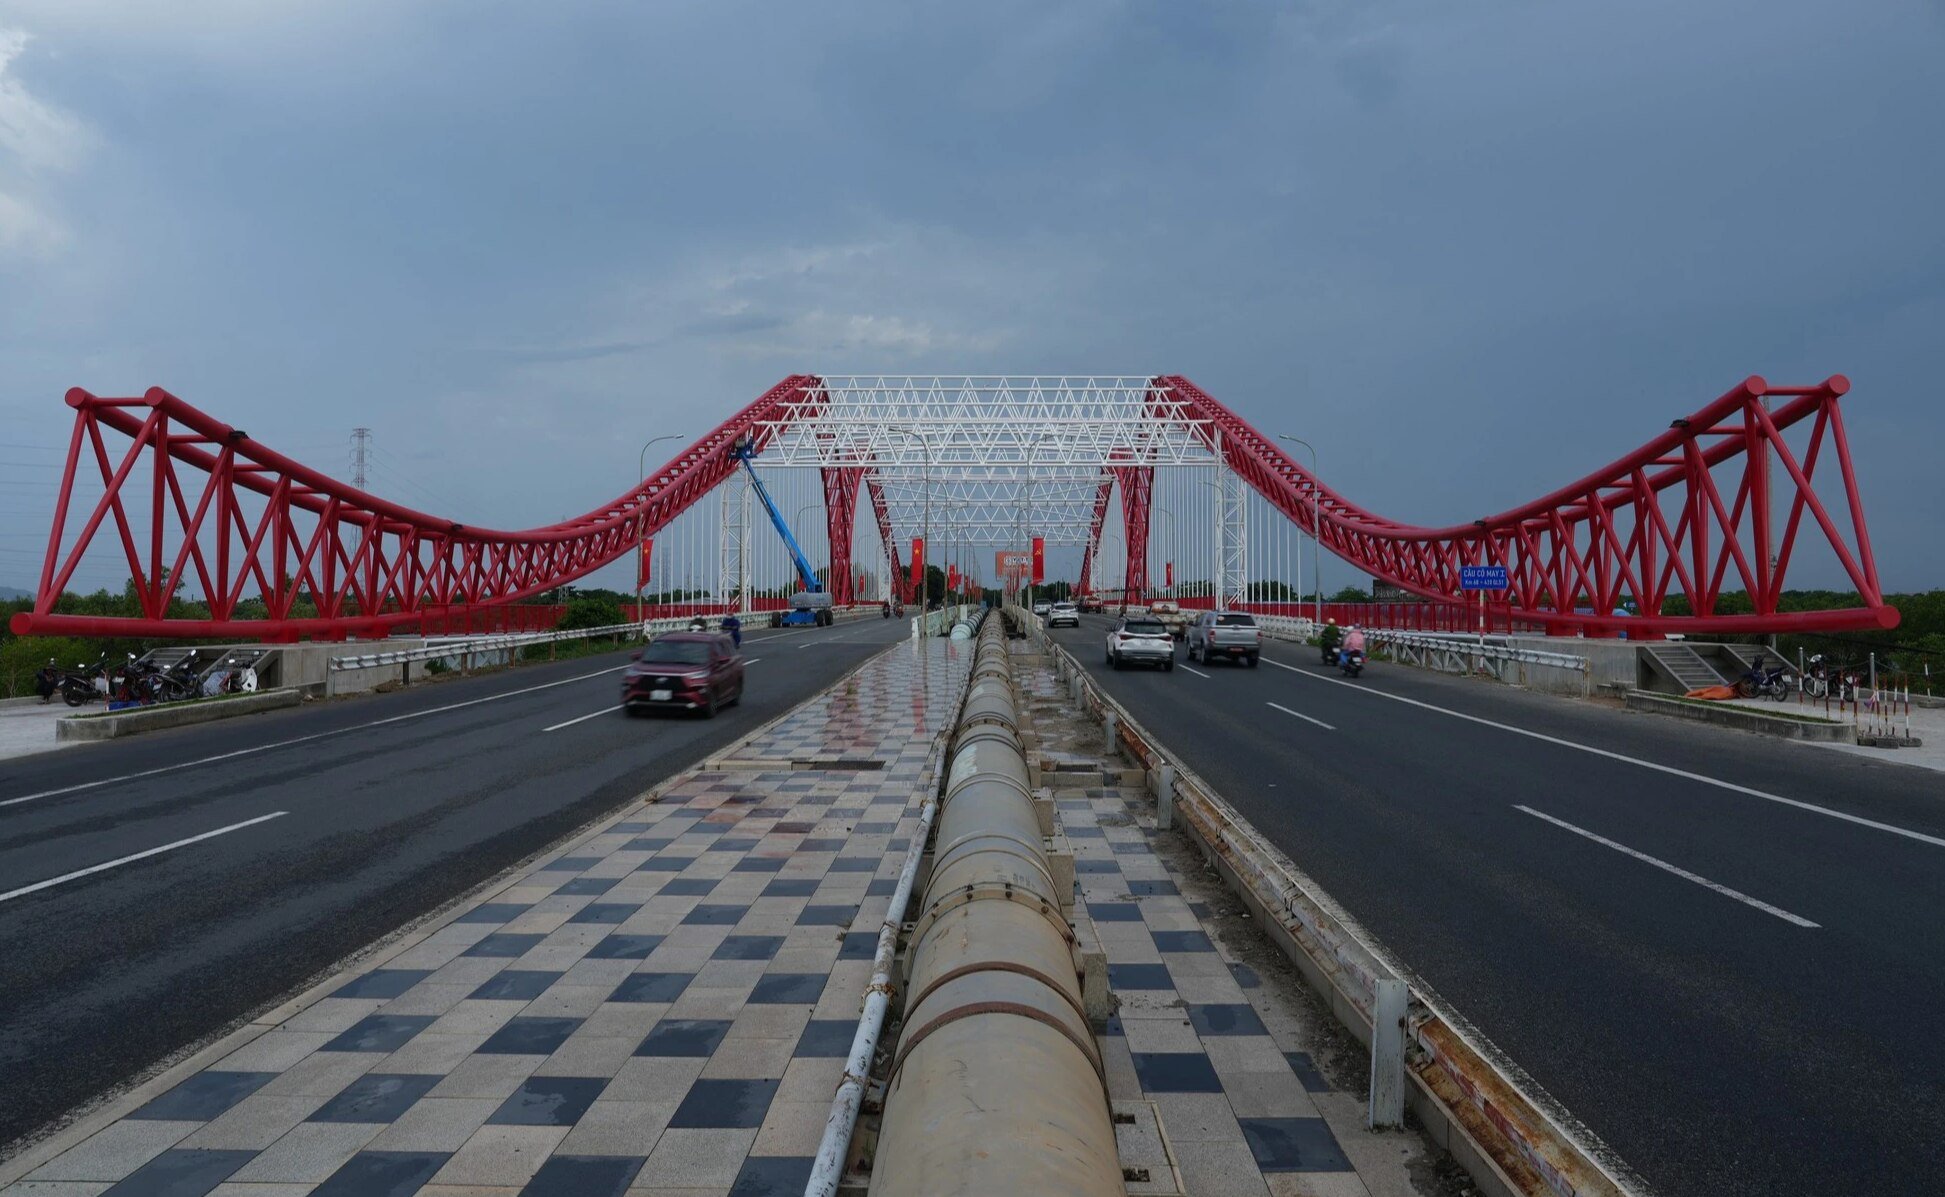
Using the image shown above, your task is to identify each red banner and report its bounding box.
[910,538,925,594]
[1030,537,1045,585]
[947,565,960,591]
[637,538,653,587]
[1165,561,1173,588]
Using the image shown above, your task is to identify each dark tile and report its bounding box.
[827,858,876,872]
[487,1076,609,1126]
[1239,1117,1353,1172]
[321,1015,435,1054]
[1087,902,1143,923]
[101,1149,252,1197]
[1063,825,1106,838]
[1152,930,1215,953]
[309,1074,443,1123]
[635,1019,733,1057]
[624,837,673,852]
[520,1154,646,1197]
[748,974,826,1004]
[682,903,749,926]
[613,821,654,832]
[554,877,618,897]
[568,903,639,925]
[668,1078,779,1129]
[827,808,865,819]
[1285,1052,1332,1093]
[329,969,431,1000]
[1187,1003,1268,1036]
[636,856,697,872]
[795,905,854,927]
[478,1017,583,1055]
[609,973,694,1003]
[728,1155,814,1197]
[470,970,565,1001]
[1108,963,1173,991]
[659,877,721,896]
[838,932,877,960]
[794,1019,858,1058]
[313,1151,449,1197]
[454,902,533,924]
[709,837,760,852]
[1126,879,1179,897]
[1229,963,1263,990]
[1188,901,1214,918]
[463,933,544,958]
[128,1072,275,1121]
[714,935,784,961]
[1075,859,1120,874]
[797,838,845,853]
[1131,1052,1224,1093]
[1111,840,1151,855]
[732,856,787,873]
[762,878,820,898]
[865,879,897,897]
[888,838,911,852]
[586,933,665,960]
[536,856,601,872]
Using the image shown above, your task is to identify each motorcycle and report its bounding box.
[1340,648,1366,678]
[1320,644,1340,666]
[59,657,109,707]
[1736,658,1791,701]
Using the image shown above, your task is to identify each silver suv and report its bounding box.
[1106,616,1175,671]
[1047,601,1080,628]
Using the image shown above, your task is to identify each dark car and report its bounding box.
[623,632,744,717]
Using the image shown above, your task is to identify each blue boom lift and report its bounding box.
[729,436,835,628]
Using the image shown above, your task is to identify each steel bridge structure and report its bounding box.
[6,373,1897,641]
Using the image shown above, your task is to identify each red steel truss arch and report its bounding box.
[9,376,830,640]
[1152,374,1895,635]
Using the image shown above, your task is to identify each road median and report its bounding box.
[1623,689,1855,742]
[55,688,303,742]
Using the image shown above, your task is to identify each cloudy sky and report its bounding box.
[2,0,1940,596]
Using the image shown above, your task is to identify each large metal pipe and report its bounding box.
[868,611,1121,1197]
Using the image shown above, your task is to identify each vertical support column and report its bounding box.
[1214,434,1248,610]
[1369,978,1407,1129]
[718,474,752,617]
[1112,464,1152,606]
[1076,472,1115,597]
[821,466,865,606]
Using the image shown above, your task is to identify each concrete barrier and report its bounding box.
[867,611,1122,1197]
[56,688,303,742]
[1623,690,1855,742]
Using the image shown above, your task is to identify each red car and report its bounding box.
[623,632,744,717]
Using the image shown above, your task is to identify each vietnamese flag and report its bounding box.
[1165,561,1173,588]
[636,538,653,587]
[948,565,960,591]
[910,538,925,593]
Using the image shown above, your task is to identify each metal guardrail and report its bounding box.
[1030,613,1637,1197]
[1251,614,1591,693]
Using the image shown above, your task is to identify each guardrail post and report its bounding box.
[1154,762,1174,831]
[1102,709,1118,759]
[1369,977,1407,1129]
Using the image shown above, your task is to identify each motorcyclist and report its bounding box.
[35,658,60,703]
[688,616,708,632]
[1342,625,1366,656]
[720,613,742,648]
[881,600,890,618]
[1318,619,1342,664]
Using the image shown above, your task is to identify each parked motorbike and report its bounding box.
[1736,657,1791,701]
[58,656,108,707]
[1339,648,1366,678]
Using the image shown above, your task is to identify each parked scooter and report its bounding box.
[1736,656,1791,701]
[1339,647,1366,679]
[58,656,109,707]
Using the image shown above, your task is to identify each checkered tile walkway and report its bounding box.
[6,639,972,1197]
[1017,647,1417,1197]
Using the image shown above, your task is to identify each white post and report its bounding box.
[1154,762,1175,831]
[1369,977,1407,1129]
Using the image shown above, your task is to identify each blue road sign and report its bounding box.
[1460,565,1509,591]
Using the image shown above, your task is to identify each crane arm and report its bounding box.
[737,456,823,593]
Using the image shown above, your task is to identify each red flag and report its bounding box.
[636,538,653,587]
[1165,561,1173,588]
[1030,537,1045,585]
[910,538,925,593]
[948,565,960,591]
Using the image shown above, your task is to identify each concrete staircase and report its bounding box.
[1643,643,1730,692]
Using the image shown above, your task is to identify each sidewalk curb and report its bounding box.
[54,689,302,742]
[1623,690,1855,742]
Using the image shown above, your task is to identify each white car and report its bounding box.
[1032,601,1052,617]
[1047,601,1080,628]
[1106,616,1175,671]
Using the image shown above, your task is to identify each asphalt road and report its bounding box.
[0,616,915,1152]
[1056,615,1945,1197]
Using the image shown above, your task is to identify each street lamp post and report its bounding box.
[1276,434,1322,628]
[636,433,684,623]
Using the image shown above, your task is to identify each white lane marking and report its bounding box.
[0,811,289,904]
[1514,805,1819,928]
[1267,701,1335,731]
[742,659,761,666]
[1180,665,1211,679]
[544,706,616,732]
[1261,655,1945,851]
[2,665,633,809]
